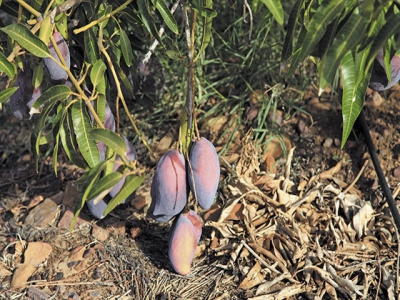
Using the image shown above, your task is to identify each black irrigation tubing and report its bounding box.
[358,109,400,232]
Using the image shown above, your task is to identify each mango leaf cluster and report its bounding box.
[0,0,215,228]
[282,0,400,147]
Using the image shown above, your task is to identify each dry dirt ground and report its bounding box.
[1,84,400,300]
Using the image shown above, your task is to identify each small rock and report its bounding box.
[393,167,400,178]
[63,182,80,209]
[130,227,142,239]
[309,97,319,105]
[334,138,341,147]
[268,110,283,125]
[297,120,307,134]
[371,91,383,107]
[92,225,109,242]
[107,221,126,237]
[11,242,52,287]
[58,210,90,229]
[130,195,149,211]
[323,138,333,148]
[24,198,59,228]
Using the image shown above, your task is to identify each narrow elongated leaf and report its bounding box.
[87,172,124,200]
[60,106,88,169]
[0,87,18,104]
[340,50,370,148]
[319,11,369,89]
[0,52,16,78]
[287,0,345,78]
[31,100,58,170]
[84,27,99,65]
[90,59,107,89]
[104,174,145,216]
[1,24,50,58]
[281,0,304,65]
[260,0,284,25]
[138,0,162,42]
[154,0,179,34]
[71,101,100,168]
[32,64,43,89]
[119,29,134,66]
[90,128,127,158]
[194,0,215,62]
[32,85,71,109]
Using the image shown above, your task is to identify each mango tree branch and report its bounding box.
[16,0,41,17]
[98,37,154,159]
[73,0,133,35]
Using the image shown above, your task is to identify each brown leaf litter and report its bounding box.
[1,128,400,299]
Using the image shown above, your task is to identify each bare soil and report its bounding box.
[1,85,400,299]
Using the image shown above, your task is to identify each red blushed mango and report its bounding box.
[168,210,202,275]
[188,138,220,210]
[43,32,70,84]
[147,150,187,222]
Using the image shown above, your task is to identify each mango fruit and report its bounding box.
[147,150,187,222]
[168,210,202,275]
[188,137,220,210]
[43,32,70,84]
[10,66,34,120]
[369,49,400,91]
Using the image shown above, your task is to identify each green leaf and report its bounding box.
[340,50,370,148]
[52,104,66,174]
[60,104,88,169]
[71,101,101,168]
[71,160,109,230]
[90,128,127,158]
[138,0,162,43]
[87,172,124,200]
[32,64,43,89]
[31,99,59,170]
[84,27,99,65]
[0,52,16,78]
[1,24,50,58]
[32,85,72,109]
[281,0,304,66]
[194,0,215,61]
[104,174,145,216]
[319,10,370,89]
[90,59,107,89]
[119,29,134,67]
[153,0,179,34]
[97,4,113,29]
[0,87,18,104]
[287,0,346,78]
[260,0,284,25]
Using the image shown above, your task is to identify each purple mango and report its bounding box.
[10,66,34,120]
[43,32,70,84]
[168,210,202,275]
[147,150,187,222]
[369,49,400,91]
[188,138,220,210]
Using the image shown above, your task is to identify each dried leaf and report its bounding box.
[352,202,374,238]
[238,261,265,290]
